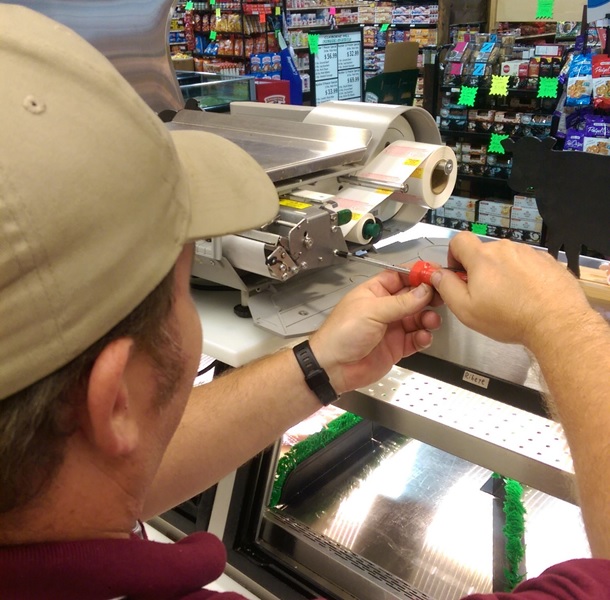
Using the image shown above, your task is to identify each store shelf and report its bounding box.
[456,172,509,182]
[359,21,437,26]
[338,365,576,505]
[515,32,557,41]
[440,84,541,96]
[286,3,360,9]
[287,23,332,29]
[208,53,248,59]
[439,128,493,140]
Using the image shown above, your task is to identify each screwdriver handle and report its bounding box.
[408,260,468,287]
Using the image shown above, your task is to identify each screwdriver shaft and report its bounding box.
[334,250,412,275]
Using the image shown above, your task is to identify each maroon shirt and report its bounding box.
[0,531,609,599]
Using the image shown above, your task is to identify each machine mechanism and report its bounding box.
[166,101,457,335]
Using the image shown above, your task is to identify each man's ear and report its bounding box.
[84,338,139,457]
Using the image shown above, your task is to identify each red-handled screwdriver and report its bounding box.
[334,250,468,287]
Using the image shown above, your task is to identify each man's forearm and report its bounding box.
[528,307,610,558]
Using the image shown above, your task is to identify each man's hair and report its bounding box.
[0,268,185,514]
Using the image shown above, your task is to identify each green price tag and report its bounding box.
[538,76,559,98]
[457,85,478,107]
[185,1,194,9]
[308,33,319,54]
[275,6,281,15]
[536,0,554,19]
[380,23,389,32]
[489,75,510,96]
[216,7,221,17]
[209,30,217,40]
[471,223,487,235]
[210,0,216,5]
[489,133,510,154]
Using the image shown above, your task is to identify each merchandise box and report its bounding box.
[513,195,537,209]
[172,57,195,71]
[461,153,486,165]
[460,142,487,155]
[483,224,512,240]
[509,227,543,245]
[445,195,478,210]
[477,213,511,228]
[255,79,290,104]
[510,217,543,233]
[510,205,542,222]
[365,42,419,105]
[478,200,513,217]
[444,207,476,221]
[445,218,472,231]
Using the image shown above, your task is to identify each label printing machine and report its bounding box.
[20,2,609,599]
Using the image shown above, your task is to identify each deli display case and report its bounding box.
[176,71,256,111]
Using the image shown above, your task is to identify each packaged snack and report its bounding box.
[563,129,585,152]
[445,41,471,63]
[583,138,610,154]
[565,53,593,107]
[584,114,610,138]
[592,54,610,111]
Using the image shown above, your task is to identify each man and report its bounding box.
[1,5,609,599]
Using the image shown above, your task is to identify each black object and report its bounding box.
[293,340,338,406]
[502,136,610,277]
[233,303,252,318]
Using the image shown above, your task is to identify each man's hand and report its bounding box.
[310,269,441,394]
[430,232,591,348]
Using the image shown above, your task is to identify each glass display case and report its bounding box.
[176,71,256,111]
[208,365,591,600]
[156,356,593,600]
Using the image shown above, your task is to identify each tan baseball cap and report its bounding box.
[0,5,279,400]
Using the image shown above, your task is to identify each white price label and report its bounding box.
[338,42,360,70]
[338,68,361,100]
[462,370,490,389]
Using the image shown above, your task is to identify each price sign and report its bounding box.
[315,46,338,80]
[317,79,339,101]
[338,42,360,70]
[338,68,361,99]
[311,28,363,105]
[322,47,338,61]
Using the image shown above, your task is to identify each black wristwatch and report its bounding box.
[293,340,339,406]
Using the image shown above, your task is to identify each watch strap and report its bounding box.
[293,340,338,406]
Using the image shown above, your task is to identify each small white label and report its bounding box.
[463,370,490,389]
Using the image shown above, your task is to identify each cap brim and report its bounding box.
[170,129,279,240]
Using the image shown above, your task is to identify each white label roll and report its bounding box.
[394,145,458,210]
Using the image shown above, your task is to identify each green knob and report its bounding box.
[363,219,381,240]
[336,208,352,226]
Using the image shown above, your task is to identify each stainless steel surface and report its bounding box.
[272,435,588,600]
[18,0,183,113]
[336,366,576,504]
[167,110,371,183]
[261,509,432,600]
